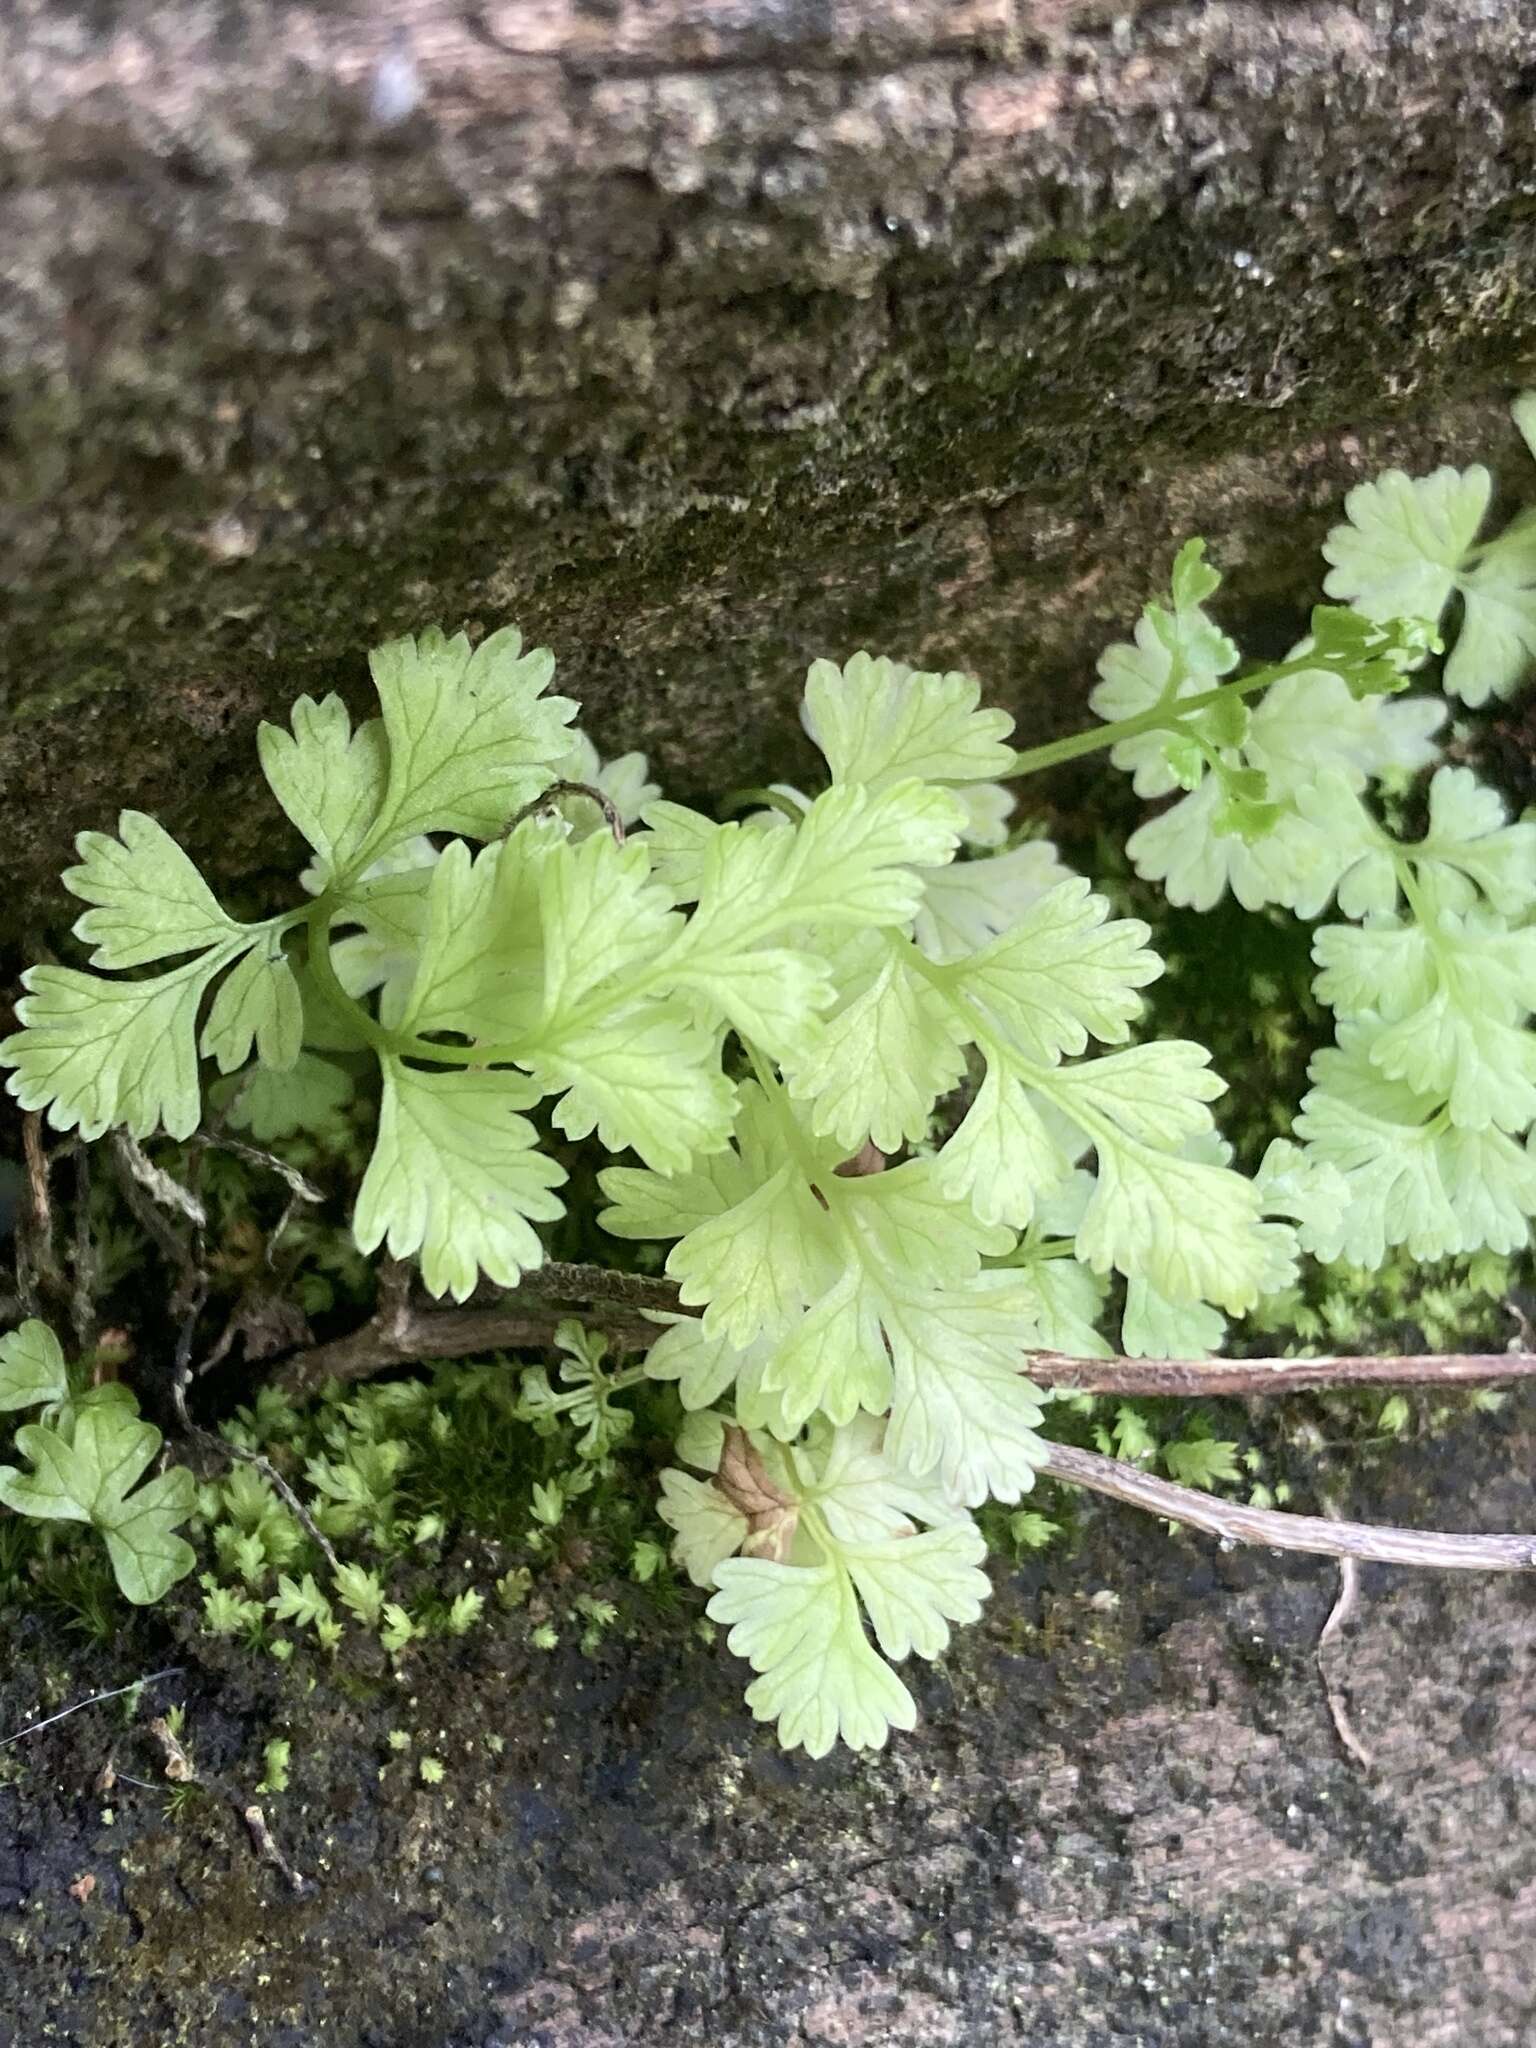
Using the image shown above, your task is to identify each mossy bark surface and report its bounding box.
[4,0,1536,932]
[3,3,1536,2042]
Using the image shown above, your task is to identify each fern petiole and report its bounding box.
[745,1042,837,1192]
[301,902,396,1057]
[1004,658,1313,783]
[720,786,806,823]
[1394,851,1438,930]
[304,899,531,1070]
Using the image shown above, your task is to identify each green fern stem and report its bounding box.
[1003,654,1321,782]
[720,786,807,823]
[302,900,398,1058]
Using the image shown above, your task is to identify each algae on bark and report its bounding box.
[4,0,1536,937]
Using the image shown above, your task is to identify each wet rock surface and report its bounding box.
[2,1398,1534,2046]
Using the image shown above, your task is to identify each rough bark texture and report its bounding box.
[4,0,1536,935]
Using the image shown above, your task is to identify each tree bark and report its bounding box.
[3,0,1536,935]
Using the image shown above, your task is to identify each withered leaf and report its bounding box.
[715,1424,799,1564]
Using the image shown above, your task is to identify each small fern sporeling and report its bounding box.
[4,399,1536,1754]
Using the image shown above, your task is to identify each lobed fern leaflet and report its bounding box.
[4,400,1536,1754]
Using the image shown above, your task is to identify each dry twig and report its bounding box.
[16,1113,69,1317]
[148,1715,195,1783]
[507,779,626,845]
[515,1261,683,1315]
[107,1132,201,1297]
[1040,1441,1536,1572]
[275,1271,1536,1405]
[110,1130,207,1231]
[1023,1349,1536,1396]
[69,1146,97,1355]
[1315,1496,1375,1770]
[172,1392,340,1577]
[243,1804,307,1893]
[275,1288,661,1398]
[258,1267,1536,1575]
[187,1132,322,1270]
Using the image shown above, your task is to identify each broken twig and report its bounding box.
[265,1277,1536,1579]
[16,1113,69,1317]
[1315,1494,1375,1770]
[243,1804,307,1893]
[111,1130,208,1230]
[69,1145,97,1355]
[187,1133,322,1269]
[1040,1441,1536,1572]
[275,1271,1536,1404]
[275,1293,660,1398]
[507,779,625,845]
[148,1715,195,1783]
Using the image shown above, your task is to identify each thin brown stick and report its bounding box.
[1031,1350,1536,1396]
[1315,1494,1374,1770]
[69,1146,98,1356]
[21,1114,56,1270]
[511,1270,1536,1394]
[274,1277,1536,1404]
[516,1262,682,1314]
[111,1130,207,1231]
[1039,1441,1536,1572]
[108,1132,200,1284]
[375,1255,415,1344]
[265,1291,1536,1576]
[178,1392,341,1576]
[187,1134,322,1266]
[17,1112,67,1315]
[189,1131,322,1206]
[275,1301,660,1398]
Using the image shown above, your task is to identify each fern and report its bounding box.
[0,1321,196,1603]
[4,400,1535,1754]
